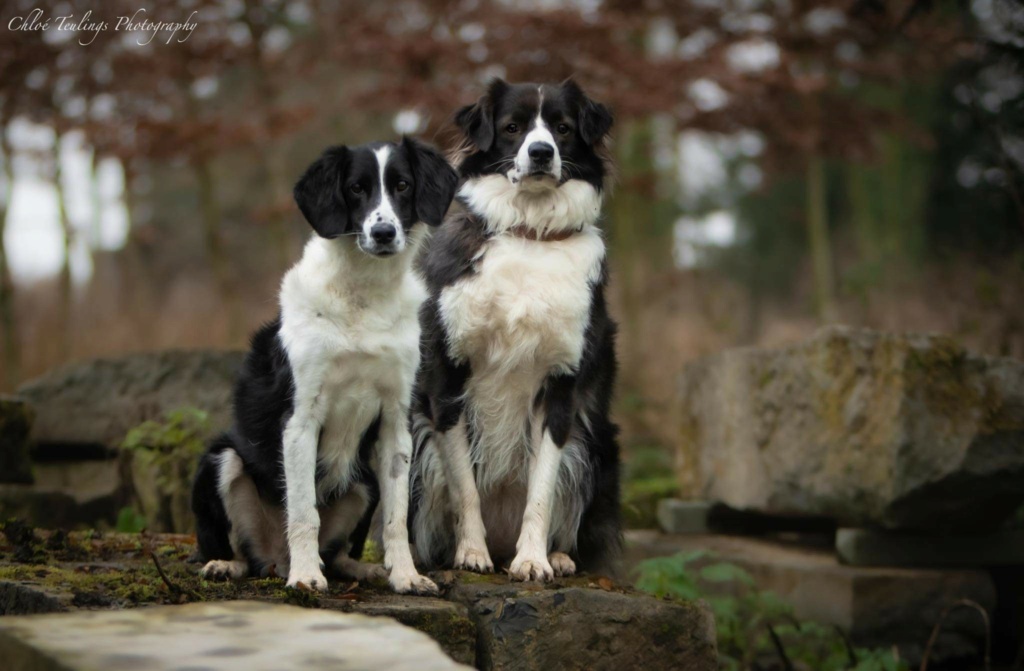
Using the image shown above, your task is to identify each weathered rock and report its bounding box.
[627,530,996,667]
[0,460,125,530]
[446,576,717,670]
[17,350,244,454]
[0,530,713,671]
[0,601,470,671]
[325,595,477,666]
[836,527,1024,567]
[656,499,713,534]
[678,326,1024,532]
[0,397,33,484]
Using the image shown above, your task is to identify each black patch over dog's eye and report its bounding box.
[350,183,364,194]
[396,181,410,192]
[557,123,571,135]
[505,123,518,134]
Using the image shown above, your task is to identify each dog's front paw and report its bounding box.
[389,570,439,596]
[454,544,494,573]
[549,552,576,577]
[508,554,554,582]
[286,566,328,592]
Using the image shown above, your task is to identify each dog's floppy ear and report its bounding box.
[293,145,351,238]
[563,78,613,146]
[403,137,458,227]
[454,78,507,151]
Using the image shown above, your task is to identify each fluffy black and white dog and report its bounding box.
[410,79,622,581]
[191,138,457,594]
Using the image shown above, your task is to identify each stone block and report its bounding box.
[18,350,244,455]
[836,527,1024,567]
[678,326,1024,532]
[0,397,33,484]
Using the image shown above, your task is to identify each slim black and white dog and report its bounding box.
[410,79,622,581]
[191,138,457,594]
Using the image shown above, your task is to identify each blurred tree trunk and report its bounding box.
[53,135,74,359]
[608,120,651,375]
[241,0,292,270]
[0,125,20,387]
[120,159,157,347]
[806,155,836,322]
[89,151,103,249]
[193,155,242,342]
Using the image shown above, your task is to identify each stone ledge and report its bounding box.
[836,528,1024,567]
[0,528,717,670]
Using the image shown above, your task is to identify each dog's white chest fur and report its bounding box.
[438,229,605,488]
[280,236,426,499]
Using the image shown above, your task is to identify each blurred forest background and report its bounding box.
[1,0,1022,459]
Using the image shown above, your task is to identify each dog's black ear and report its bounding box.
[293,145,351,238]
[563,78,613,146]
[454,78,507,151]
[403,137,458,227]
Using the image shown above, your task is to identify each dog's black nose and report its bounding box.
[370,223,397,244]
[528,142,554,164]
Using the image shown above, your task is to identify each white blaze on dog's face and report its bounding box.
[454,79,613,193]
[510,90,562,188]
[292,139,459,255]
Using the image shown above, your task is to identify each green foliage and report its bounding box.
[360,539,383,564]
[115,507,147,533]
[122,407,209,491]
[621,477,679,529]
[121,407,211,532]
[621,445,679,528]
[634,552,909,671]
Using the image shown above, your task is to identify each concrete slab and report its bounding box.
[0,601,470,671]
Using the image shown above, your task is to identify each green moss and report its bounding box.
[398,609,476,657]
[904,336,981,426]
[621,477,679,529]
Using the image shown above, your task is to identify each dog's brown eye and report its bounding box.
[350,183,364,194]
[505,123,518,134]
[396,181,410,192]
[557,123,571,135]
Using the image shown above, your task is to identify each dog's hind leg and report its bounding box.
[192,435,234,564]
[199,447,281,581]
[318,487,387,582]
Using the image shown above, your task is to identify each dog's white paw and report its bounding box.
[454,544,494,573]
[389,570,439,595]
[549,552,576,577]
[200,559,248,581]
[508,554,554,582]
[286,566,328,592]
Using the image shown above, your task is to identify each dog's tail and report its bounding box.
[409,409,455,569]
[191,432,236,563]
